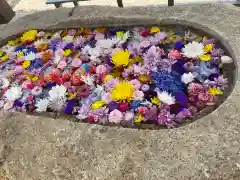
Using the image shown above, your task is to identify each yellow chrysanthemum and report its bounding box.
[111,81,134,102]
[135,114,144,123]
[1,55,8,61]
[21,30,38,43]
[22,60,31,68]
[208,88,223,96]
[204,44,213,53]
[150,27,160,33]
[63,49,72,57]
[200,54,211,61]
[151,96,161,105]
[116,31,124,38]
[91,101,105,110]
[111,50,131,67]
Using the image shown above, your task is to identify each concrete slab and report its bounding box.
[0,3,240,180]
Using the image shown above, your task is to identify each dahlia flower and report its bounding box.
[182,41,204,58]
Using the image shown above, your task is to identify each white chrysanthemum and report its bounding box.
[181,72,195,84]
[48,85,67,102]
[157,91,176,105]
[35,99,49,112]
[4,86,22,101]
[182,41,204,58]
[0,77,10,88]
[25,52,36,61]
[49,98,66,112]
[221,55,233,64]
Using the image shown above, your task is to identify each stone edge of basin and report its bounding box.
[0,3,239,131]
[0,3,240,180]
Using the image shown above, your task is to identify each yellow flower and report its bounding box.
[111,81,134,102]
[67,92,77,100]
[104,74,114,83]
[203,36,208,41]
[204,44,213,53]
[31,76,38,82]
[208,88,223,96]
[17,51,24,57]
[8,40,16,46]
[200,54,211,61]
[138,74,151,83]
[91,101,105,110]
[150,27,160,33]
[22,60,31,68]
[111,50,131,67]
[135,114,144,123]
[0,51,3,57]
[96,27,106,33]
[1,55,8,61]
[116,31,124,38]
[21,30,38,43]
[63,49,72,57]
[151,96,161,105]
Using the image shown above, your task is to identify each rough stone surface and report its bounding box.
[0,3,240,180]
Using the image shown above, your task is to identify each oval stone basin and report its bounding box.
[0,25,236,129]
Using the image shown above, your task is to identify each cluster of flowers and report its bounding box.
[0,26,233,128]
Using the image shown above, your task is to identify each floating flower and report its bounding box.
[208,87,223,96]
[111,49,131,67]
[22,60,31,68]
[31,86,43,96]
[135,114,144,123]
[188,83,204,96]
[108,109,123,123]
[157,91,175,105]
[150,27,160,33]
[200,54,211,61]
[91,101,105,110]
[133,90,144,101]
[151,96,161,105]
[181,72,195,84]
[4,86,22,101]
[0,77,9,89]
[101,92,112,104]
[182,41,204,58]
[204,44,213,53]
[111,81,134,102]
[124,111,134,122]
[35,99,49,112]
[221,56,233,64]
[21,30,38,44]
[48,85,67,102]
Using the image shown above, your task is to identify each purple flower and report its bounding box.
[174,108,192,123]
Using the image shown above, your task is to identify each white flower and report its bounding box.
[0,77,9,88]
[96,39,115,49]
[182,41,204,58]
[25,52,36,61]
[35,99,49,112]
[4,86,22,101]
[157,91,176,105]
[181,72,195,84]
[80,75,94,86]
[48,85,67,102]
[93,85,104,97]
[51,32,61,40]
[221,56,233,64]
[49,98,66,112]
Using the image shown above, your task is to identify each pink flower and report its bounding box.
[96,65,107,75]
[130,79,141,90]
[133,90,144,101]
[124,111,134,122]
[57,60,67,70]
[71,58,82,68]
[14,66,24,74]
[136,106,148,114]
[198,92,215,105]
[31,86,43,96]
[168,50,181,59]
[188,83,204,96]
[68,29,76,36]
[4,100,14,110]
[22,80,34,89]
[16,56,24,64]
[108,109,123,123]
[140,40,150,48]
[95,33,105,40]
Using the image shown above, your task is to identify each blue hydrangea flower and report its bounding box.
[151,71,185,94]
